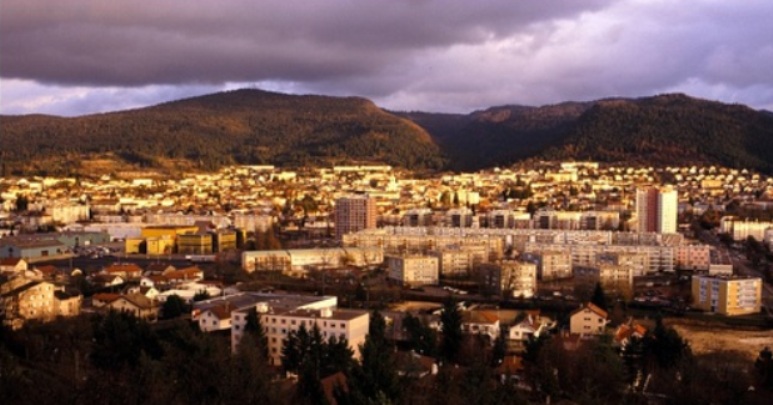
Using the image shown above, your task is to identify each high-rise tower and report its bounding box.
[635,186,677,233]
[334,195,377,239]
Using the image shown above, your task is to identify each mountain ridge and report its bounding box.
[2,90,773,175]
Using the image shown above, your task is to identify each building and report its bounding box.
[177,233,214,255]
[446,208,474,228]
[213,230,238,252]
[691,275,762,316]
[433,248,475,277]
[475,260,537,298]
[403,208,433,227]
[242,247,384,274]
[386,254,439,287]
[522,251,572,281]
[0,238,70,263]
[0,258,28,274]
[97,293,160,321]
[335,195,377,239]
[460,310,500,341]
[569,302,609,336]
[675,244,711,271]
[0,277,82,330]
[201,293,368,366]
[636,186,678,233]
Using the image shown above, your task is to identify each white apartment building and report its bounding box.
[386,254,439,287]
[231,304,369,366]
[433,248,475,277]
[636,186,678,233]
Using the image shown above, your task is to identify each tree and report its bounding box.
[643,316,690,370]
[192,290,211,302]
[14,195,28,212]
[161,294,189,319]
[491,330,507,367]
[244,307,268,357]
[590,282,608,311]
[223,333,279,404]
[348,310,400,403]
[755,346,773,390]
[440,297,463,362]
[403,313,437,356]
[90,310,162,370]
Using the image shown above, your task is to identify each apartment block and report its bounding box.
[691,275,762,316]
[386,254,439,287]
[335,195,377,239]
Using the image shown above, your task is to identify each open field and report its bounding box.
[667,318,773,361]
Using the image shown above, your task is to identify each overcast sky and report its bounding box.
[3,0,773,116]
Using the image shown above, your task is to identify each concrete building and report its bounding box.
[335,195,377,239]
[177,233,214,255]
[446,208,475,228]
[636,186,678,233]
[0,277,82,330]
[242,247,384,274]
[475,260,537,298]
[202,293,369,366]
[433,247,475,277]
[676,244,711,271]
[691,275,762,316]
[386,254,439,287]
[402,208,433,227]
[522,251,573,281]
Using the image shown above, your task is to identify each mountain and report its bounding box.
[3,90,773,176]
[402,94,773,173]
[0,89,445,176]
[399,101,594,171]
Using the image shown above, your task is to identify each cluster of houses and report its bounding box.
[0,257,219,329]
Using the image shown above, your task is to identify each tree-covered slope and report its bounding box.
[0,89,445,175]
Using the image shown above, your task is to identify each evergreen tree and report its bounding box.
[440,297,463,363]
[491,330,507,367]
[348,310,400,403]
[643,316,690,370]
[160,294,188,319]
[590,282,608,311]
[244,307,268,357]
[403,313,437,356]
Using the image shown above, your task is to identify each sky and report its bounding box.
[2,0,773,116]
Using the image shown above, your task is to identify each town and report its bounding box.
[2,160,773,404]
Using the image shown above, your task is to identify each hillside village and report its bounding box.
[2,160,773,403]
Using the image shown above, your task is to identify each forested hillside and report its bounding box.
[3,90,773,175]
[0,89,445,175]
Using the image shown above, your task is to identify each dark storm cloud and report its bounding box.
[3,0,773,115]
[1,0,611,86]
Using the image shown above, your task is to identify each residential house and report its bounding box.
[461,310,501,341]
[103,263,143,280]
[569,302,609,336]
[0,258,28,274]
[103,293,159,321]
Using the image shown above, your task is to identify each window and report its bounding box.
[340,323,345,328]
[291,320,296,325]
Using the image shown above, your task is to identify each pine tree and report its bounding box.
[348,310,400,403]
[440,297,463,363]
[590,282,608,311]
